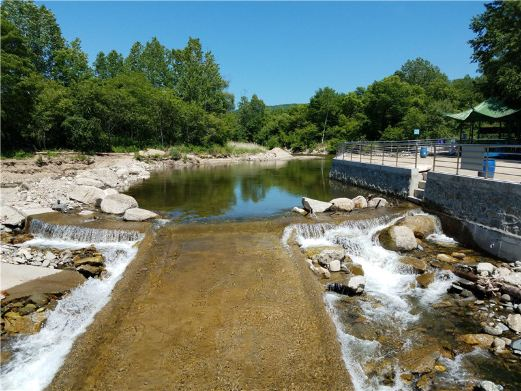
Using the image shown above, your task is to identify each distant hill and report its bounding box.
[266,103,306,111]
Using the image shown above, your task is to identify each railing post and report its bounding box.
[484,146,489,179]
[456,145,460,175]
[395,143,399,167]
[382,144,385,165]
[370,143,373,164]
[414,143,418,168]
[342,143,345,160]
[350,144,353,161]
[359,142,362,162]
[433,144,437,172]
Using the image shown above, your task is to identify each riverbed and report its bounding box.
[2,158,520,390]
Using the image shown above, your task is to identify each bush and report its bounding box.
[62,116,109,153]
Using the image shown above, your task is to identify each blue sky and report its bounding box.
[41,1,485,105]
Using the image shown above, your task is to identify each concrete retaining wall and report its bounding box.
[329,159,419,198]
[424,172,521,262]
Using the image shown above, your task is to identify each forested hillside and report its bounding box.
[1,1,518,154]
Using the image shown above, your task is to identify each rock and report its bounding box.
[349,263,364,276]
[436,254,457,263]
[73,254,104,267]
[312,249,346,267]
[474,380,504,391]
[506,314,521,333]
[20,207,55,217]
[398,342,441,374]
[51,200,68,212]
[69,185,106,206]
[397,215,437,238]
[368,197,388,208]
[352,195,368,209]
[400,257,428,273]
[328,260,341,272]
[139,148,167,158]
[78,210,94,216]
[75,177,105,188]
[493,337,506,352]
[292,207,308,216]
[500,294,511,303]
[483,324,503,336]
[104,188,119,196]
[19,303,37,315]
[3,311,46,334]
[452,252,466,259]
[511,339,521,351]
[0,206,25,226]
[379,226,417,251]
[347,276,366,294]
[457,334,495,347]
[301,197,332,213]
[123,208,158,221]
[312,265,330,279]
[28,293,49,307]
[416,272,435,288]
[100,193,138,214]
[477,262,495,274]
[329,198,354,212]
[76,264,104,278]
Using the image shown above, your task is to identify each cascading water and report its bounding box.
[1,222,143,391]
[282,211,463,390]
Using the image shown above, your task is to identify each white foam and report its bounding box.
[1,235,141,391]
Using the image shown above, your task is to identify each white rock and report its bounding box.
[18,248,32,260]
[316,266,331,279]
[352,195,368,209]
[475,380,504,391]
[329,198,354,212]
[507,314,521,333]
[493,337,506,352]
[75,177,105,188]
[78,210,94,216]
[328,259,341,272]
[301,197,332,213]
[116,168,129,178]
[347,276,366,293]
[312,249,346,266]
[44,251,56,261]
[104,188,119,196]
[380,226,417,251]
[123,208,158,221]
[477,262,495,274]
[0,206,25,226]
[100,194,138,215]
[69,186,106,206]
[20,207,55,217]
[368,197,388,208]
[292,207,308,216]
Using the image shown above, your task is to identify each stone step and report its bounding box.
[414,188,425,199]
[406,196,423,205]
[418,180,427,189]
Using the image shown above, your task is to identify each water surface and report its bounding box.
[127,159,377,222]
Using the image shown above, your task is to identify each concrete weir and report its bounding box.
[329,159,521,262]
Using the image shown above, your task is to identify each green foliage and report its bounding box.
[237,95,266,142]
[470,1,521,106]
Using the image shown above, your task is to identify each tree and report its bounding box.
[1,0,65,78]
[470,1,521,106]
[52,38,92,85]
[139,37,174,87]
[237,95,266,142]
[395,57,448,89]
[95,50,125,79]
[308,87,341,144]
[1,18,39,149]
[172,37,231,113]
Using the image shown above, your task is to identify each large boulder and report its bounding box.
[311,248,346,267]
[379,226,417,251]
[347,276,366,294]
[123,208,158,221]
[329,198,354,212]
[77,168,120,188]
[507,314,521,333]
[0,206,25,226]
[69,185,106,206]
[100,193,138,214]
[397,215,437,238]
[75,177,105,188]
[292,207,308,216]
[352,195,368,209]
[457,334,495,348]
[368,197,388,208]
[301,197,332,213]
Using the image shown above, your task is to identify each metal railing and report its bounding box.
[335,139,521,182]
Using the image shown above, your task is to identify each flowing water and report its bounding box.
[1,222,143,391]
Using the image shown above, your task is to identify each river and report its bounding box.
[2,158,520,390]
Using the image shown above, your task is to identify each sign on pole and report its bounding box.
[413,128,420,136]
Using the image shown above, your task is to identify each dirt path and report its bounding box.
[49,219,352,390]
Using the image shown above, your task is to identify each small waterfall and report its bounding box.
[1,221,143,391]
[284,211,457,391]
[29,219,142,243]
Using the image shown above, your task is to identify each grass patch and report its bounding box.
[0,150,35,160]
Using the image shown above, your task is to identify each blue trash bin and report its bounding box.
[420,146,428,158]
[478,159,495,178]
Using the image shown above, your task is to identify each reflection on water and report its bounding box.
[126,159,374,222]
